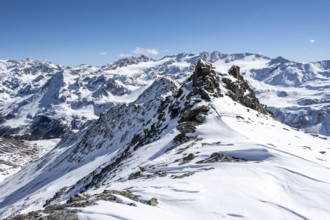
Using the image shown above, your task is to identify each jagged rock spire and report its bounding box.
[228,65,241,80]
[192,60,221,101]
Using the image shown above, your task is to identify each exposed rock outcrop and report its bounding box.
[11,189,157,220]
[196,152,245,163]
[223,65,271,115]
[175,60,220,142]
[192,60,222,100]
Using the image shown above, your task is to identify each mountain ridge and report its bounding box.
[1,60,329,219]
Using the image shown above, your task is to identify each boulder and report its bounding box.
[146,198,158,206]
[181,105,209,122]
[128,171,142,180]
[228,65,241,80]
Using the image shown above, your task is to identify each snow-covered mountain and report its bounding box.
[1,61,329,219]
[1,52,330,140]
[0,137,59,182]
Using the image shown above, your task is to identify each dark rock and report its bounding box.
[196,152,245,163]
[192,60,221,98]
[171,171,195,179]
[176,121,198,134]
[10,210,78,220]
[195,114,206,123]
[138,166,147,172]
[156,171,167,177]
[45,204,70,213]
[228,65,241,80]
[180,153,195,165]
[102,190,139,202]
[46,210,78,220]
[181,105,209,122]
[128,171,142,180]
[95,193,116,202]
[222,66,271,115]
[67,193,87,204]
[10,211,41,220]
[173,133,192,143]
[146,198,158,206]
[130,134,141,146]
[186,153,195,160]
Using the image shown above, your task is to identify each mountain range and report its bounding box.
[0,58,329,219]
[1,52,330,141]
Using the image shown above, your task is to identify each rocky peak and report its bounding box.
[191,60,270,115]
[228,65,241,80]
[109,55,152,69]
[192,60,221,101]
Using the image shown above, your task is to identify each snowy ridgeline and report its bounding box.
[1,52,330,140]
[0,60,329,219]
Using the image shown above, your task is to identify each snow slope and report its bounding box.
[0,61,329,219]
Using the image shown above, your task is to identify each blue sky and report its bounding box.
[0,0,329,66]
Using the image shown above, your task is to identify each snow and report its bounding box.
[78,199,190,220]
[212,54,270,73]
[1,51,330,138]
[74,96,329,219]
[24,138,61,155]
[1,52,330,219]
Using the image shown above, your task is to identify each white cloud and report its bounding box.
[133,47,159,56]
[118,53,132,58]
[309,39,315,44]
[99,51,108,56]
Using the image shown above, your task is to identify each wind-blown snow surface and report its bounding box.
[1,52,330,139]
[77,99,330,220]
[0,62,329,219]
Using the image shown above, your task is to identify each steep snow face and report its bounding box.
[0,61,329,220]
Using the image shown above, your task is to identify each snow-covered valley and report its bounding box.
[0,59,329,219]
